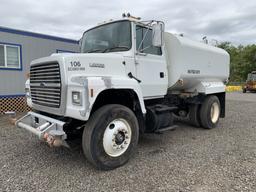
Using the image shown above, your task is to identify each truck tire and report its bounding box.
[82,104,139,170]
[188,104,201,127]
[243,88,246,93]
[199,95,220,129]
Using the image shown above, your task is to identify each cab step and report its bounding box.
[155,125,178,134]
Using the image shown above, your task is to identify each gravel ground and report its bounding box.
[0,92,256,192]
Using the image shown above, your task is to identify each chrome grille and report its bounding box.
[30,62,61,108]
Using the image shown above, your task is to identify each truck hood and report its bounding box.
[31,52,128,78]
[64,53,127,78]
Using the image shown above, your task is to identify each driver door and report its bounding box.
[135,25,168,98]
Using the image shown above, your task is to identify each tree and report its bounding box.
[217,42,256,83]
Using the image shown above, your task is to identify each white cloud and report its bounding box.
[0,0,255,45]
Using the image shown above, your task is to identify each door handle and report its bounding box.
[160,72,164,78]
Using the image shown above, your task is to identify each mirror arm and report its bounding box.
[137,26,150,52]
[136,52,147,56]
[139,45,152,52]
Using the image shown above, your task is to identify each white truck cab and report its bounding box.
[17,14,229,170]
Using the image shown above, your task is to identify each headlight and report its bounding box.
[72,91,82,106]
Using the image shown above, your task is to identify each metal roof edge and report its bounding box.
[0,26,79,44]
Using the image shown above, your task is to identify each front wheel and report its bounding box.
[243,88,247,93]
[199,95,221,129]
[82,104,139,170]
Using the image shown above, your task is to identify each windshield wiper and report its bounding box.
[103,46,130,53]
[86,49,103,53]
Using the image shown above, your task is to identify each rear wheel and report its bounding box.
[199,96,220,129]
[243,88,246,93]
[82,104,139,170]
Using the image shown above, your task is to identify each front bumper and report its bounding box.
[16,111,67,146]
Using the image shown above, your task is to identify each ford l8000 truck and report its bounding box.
[16,14,230,170]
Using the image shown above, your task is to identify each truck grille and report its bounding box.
[30,62,61,108]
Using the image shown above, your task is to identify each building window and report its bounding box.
[0,43,21,69]
[136,25,162,55]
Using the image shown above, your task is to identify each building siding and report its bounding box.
[0,30,79,96]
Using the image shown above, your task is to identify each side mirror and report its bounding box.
[152,22,164,47]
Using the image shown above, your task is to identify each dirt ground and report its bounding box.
[0,92,256,192]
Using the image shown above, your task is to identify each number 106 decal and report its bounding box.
[70,61,81,67]
[68,61,85,71]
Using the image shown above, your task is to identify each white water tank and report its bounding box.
[164,32,230,93]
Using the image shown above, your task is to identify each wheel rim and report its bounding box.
[210,102,220,123]
[103,118,132,157]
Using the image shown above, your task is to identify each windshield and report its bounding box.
[81,21,131,53]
